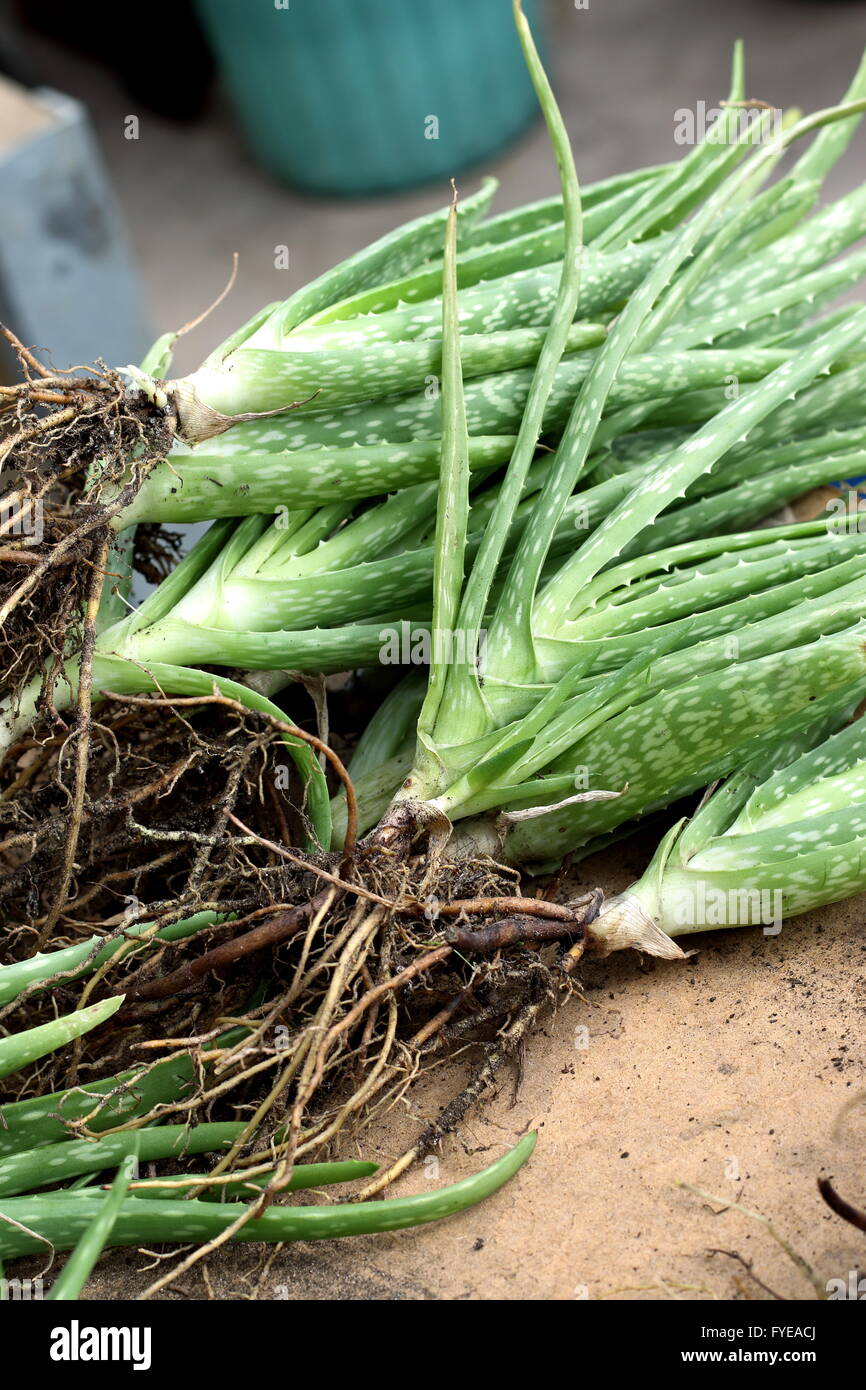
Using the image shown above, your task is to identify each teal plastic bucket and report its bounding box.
[193,0,545,195]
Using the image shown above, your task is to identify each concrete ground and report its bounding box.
[6,0,866,1301]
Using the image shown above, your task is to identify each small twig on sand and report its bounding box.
[818,1176,866,1233]
[706,1247,785,1300]
[678,1182,827,1299]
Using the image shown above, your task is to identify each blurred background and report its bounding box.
[1,0,865,378]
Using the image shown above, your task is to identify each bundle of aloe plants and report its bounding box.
[3,1,866,1294]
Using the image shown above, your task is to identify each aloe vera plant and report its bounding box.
[334,26,866,867]
[591,701,866,956]
[6,27,866,784]
[5,12,866,877]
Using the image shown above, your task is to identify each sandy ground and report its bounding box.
[72,827,866,1303]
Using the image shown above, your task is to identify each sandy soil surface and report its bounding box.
[75,826,866,1303]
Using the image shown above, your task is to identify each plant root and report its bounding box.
[1,685,603,1297]
[0,331,175,710]
[817,1176,866,1233]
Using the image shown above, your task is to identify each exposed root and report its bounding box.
[355,962,559,1200]
[818,1176,866,1233]
[102,690,359,858]
[35,534,111,949]
[0,330,175,709]
[1,682,604,1297]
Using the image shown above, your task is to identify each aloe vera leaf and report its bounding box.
[498,621,866,863]
[288,239,653,347]
[673,695,859,861]
[552,175,819,458]
[0,1132,536,1259]
[458,163,669,251]
[0,1124,244,1198]
[307,191,638,325]
[429,0,584,753]
[220,178,497,351]
[0,998,123,1082]
[123,436,516,525]
[411,191,472,781]
[739,719,866,832]
[0,1056,195,1159]
[573,536,866,642]
[593,44,746,252]
[689,182,866,319]
[563,561,866,710]
[180,316,601,421]
[705,761,866,862]
[0,1019,253,1160]
[617,452,866,561]
[265,484,442,580]
[167,394,797,637]
[660,837,866,929]
[301,193,646,331]
[662,242,866,353]
[193,337,791,454]
[492,535,865,741]
[597,774,866,950]
[114,516,236,634]
[484,108,788,681]
[495,98,866,670]
[0,910,220,1009]
[305,224,570,326]
[346,672,428,785]
[46,1145,139,1299]
[122,1160,378,1202]
[103,619,426,677]
[437,633,687,818]
[538,304,866,633]
[725,359,866,461]
[4,1140,373,1202]
[108,449,859,684]
[791,47,866,181]
[687,789,866,871]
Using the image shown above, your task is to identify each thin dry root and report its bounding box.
[356,957,563,1200]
